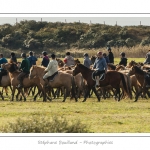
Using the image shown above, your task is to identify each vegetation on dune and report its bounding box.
[0,20,150,57]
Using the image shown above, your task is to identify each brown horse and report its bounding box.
[56,58,64,68]
[4,63,44,101]
[128,65,150,101]
[29,65,77,102]
[73,64,132,102]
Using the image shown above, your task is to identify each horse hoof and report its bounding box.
[62,100,65,102]
[82,100,86,102]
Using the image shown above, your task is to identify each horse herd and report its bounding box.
[0,58,150,103]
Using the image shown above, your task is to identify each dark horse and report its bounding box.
[128,65,150,102]
[73,64,132,102]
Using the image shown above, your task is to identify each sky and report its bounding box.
[0,17,150,26]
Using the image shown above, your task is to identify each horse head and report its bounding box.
[74,59,80,65]
[4,63,17,73]
[72,63,81,76]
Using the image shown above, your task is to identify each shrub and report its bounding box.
[0,115,91,133]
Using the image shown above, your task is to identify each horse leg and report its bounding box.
[16,89,21,101]
[0,91,4,100]
[19,88,26,102]
[11,87,16,101]
[62,88,67,102]
[92,87,100,102]
[82,86,91,102]
[115,87,121,102]
[32,86,36,96]
[135,88,142,102]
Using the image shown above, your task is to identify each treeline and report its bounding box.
[1,20,150,52]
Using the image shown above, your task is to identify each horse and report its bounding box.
[4,63,44,101]
[128,65,150,101]
[29,65,77,102]
[56,58,64,68]
[74,59,81,65]
[127,60,143,68]
[73,64,132,102]
[107,63,116,70]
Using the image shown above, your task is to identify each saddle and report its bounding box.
[92,71,105,81]
[47,71,58,82]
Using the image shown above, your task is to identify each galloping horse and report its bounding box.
[128,65,150,101]
[29,65,77,102]
[73,64,132,102]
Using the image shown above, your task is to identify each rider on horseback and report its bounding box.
[28,51,37,68]
[43,54,58,87]
[41,51,49,67]
[17,53,30,88]
[119,52,128,66]
[107,47,114,64]
[93,51,107,87]
[64,52,75,67]
[0,54,8,85]
[83,53,92,68]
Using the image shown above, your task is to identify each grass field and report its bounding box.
[0,97,150,133]
[0,57,149,133]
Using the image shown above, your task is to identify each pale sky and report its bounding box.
[0,17,150,26]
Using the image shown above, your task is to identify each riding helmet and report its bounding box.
[29,51,33,55]
[83,53,88,57]
[51,54,56,58]
[97,51,103,55]
[42,51,47,56]
[66,52,70,55]
[21,53,26,58]
[10,52,15,56]
[107,47,111,51]
[120,52,125,57]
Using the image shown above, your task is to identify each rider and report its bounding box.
[0,54,8,85]
[43,54,58,87]
[107,47,114,64]
[83,53,92,68]
[27,51,37,68]
[143,50,150,64]
[10,52,17,63]
[103,53,110,64]
[119,52,128,66]
[64,52,75,67]
[41,51,49,67]
[93,51,107,87]
[17,53,30,88]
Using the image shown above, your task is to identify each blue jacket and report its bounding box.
[104,56,110,64]
[28,56,37,68]
[83,56,92,68]
[41,56,49,67]
[0,58,8,66]
[93,57,107,71]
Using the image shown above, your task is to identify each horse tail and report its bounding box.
[120,73,132,99]
[71,76,77,101]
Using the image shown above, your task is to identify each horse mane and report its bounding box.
[107,63,116,70]
[77,63,91,71]
[8,63,17,73]
[134,65,145,75]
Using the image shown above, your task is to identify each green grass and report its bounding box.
[0,96,150,133]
